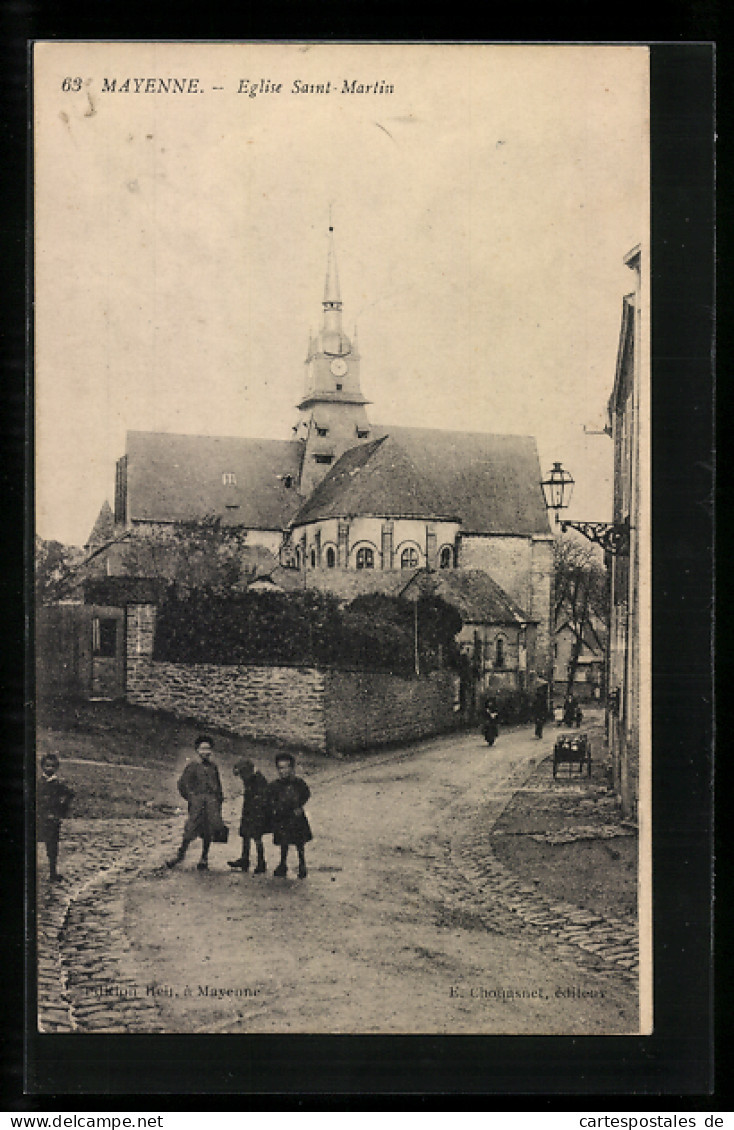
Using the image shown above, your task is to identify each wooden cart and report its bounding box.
[552,732,591,778]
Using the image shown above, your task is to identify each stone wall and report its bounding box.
[323,669,460,754]
[125,604,459,754]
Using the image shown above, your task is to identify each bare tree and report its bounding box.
[553,534,609,701]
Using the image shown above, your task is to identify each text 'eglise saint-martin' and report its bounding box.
[98,78,395,96]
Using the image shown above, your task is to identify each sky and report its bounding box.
[34,43,649,547]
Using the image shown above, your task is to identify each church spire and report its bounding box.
[319,221,348,356]
[323,224,342,309]
[295,219,371,497]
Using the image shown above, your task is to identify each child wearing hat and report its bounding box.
[228,758,270,874]
[268,753,312,879]
[167,735,225,871]
[37,753,74,882]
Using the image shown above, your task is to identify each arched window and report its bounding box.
[495,637,506,669]
[439,545,453,569]
[310,549,316,568]
[401,546,419,569]
[356,546,374,570]
[325,547,336,568]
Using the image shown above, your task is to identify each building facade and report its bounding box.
[606,245,642,816]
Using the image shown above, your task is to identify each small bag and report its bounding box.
[211,822,229,844]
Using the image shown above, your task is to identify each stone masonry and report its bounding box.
[126,604,459,754]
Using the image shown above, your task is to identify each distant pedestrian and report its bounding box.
[37,753,74,882]
[167,735,225,871]
[228,758,270,875]
[480,695,499,746]
[532,685,547,739]
[268,753,312,879]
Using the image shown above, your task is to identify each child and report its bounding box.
[37,753,74,882]
[227,758,270,874]
[167,735,225,871]
[268,753,312,879]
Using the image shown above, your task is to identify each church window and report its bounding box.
[316,426,329,437]
[222,472,237,486]
[325,547,336,568]
[401,547,419,569]
[495,637,506,668]
[335,383,343,391]
[282,474,293,489]
[356,547,374,570]
[314,454,333,465]
[310,549,316,568]
[439,545,453,569]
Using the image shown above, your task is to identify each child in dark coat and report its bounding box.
[268,753,312,879]
[37,753,74,882]
[167,735,225,871]
[228,758,270,874]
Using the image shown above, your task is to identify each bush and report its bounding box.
[152,586,462,674]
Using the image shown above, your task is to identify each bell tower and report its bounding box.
[295,224,372,497]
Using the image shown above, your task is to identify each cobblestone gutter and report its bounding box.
[445,759,639,983]
[36,818,181,1033]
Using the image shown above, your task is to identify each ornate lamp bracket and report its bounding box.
[541,462,630,556]
[558,517,630,556]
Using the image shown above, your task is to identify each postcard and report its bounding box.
[32,41,654,1053]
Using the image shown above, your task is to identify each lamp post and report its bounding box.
[540,462,630,556]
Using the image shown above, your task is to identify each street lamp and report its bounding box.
[540,461,630,555]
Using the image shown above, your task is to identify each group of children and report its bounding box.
[163,736,313,879]
[36,736,312,884]
[226,751,312,879]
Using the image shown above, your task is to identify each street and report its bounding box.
[54,723,639,1035]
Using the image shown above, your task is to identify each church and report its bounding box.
[91,226,555,693]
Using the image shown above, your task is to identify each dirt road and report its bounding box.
[119,726,639,1034]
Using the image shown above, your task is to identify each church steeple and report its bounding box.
[318,225,350,358]
[296,221,372,497]
[323,225,341,307]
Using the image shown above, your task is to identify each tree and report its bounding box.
[34,536,83,604]
[118,517,266,594]
[553,534,609,700]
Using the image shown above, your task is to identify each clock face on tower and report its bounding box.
[330,357,348,378]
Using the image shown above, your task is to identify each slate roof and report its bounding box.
[125,431,304,530]
[266,565,421,601]
[402,568,534,625]
[293,435,450,526]
[85,500,116,547]
[294,426,551,536]
[265,565,531,626]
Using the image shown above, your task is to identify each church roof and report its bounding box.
[403,568,534,625]
[125,431,304,530]
[294,435,451,525]
[294,426,551,536]
[271,564,531,625]
[85,500,115,547]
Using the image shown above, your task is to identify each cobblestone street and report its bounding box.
[36,723,641,1035]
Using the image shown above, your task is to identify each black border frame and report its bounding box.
[3,29,717,1106]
